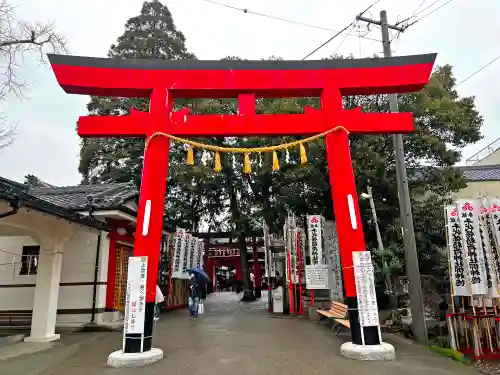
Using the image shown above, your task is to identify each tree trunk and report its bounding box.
[225,161,254,302]
[238,234,255,302]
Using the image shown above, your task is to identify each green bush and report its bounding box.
[429,345,464,362]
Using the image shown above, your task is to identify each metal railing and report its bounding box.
[466,137,500,165]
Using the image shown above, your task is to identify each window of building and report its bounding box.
[19,246,40,275]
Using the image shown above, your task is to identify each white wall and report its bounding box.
[0,230,111,327]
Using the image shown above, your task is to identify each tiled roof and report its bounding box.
[29,182,138,210]
[0,177,110,231]
[459,164,500,182]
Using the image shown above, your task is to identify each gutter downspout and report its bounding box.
[91,231,102,323]
[0,202,19,219]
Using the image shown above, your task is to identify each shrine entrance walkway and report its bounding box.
[42,292,476,375]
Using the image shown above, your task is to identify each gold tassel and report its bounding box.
[214,152,222,172]
[300,143,308,165]
[272,151,280,171]
[186,145,194,166]
[243,153,252,174]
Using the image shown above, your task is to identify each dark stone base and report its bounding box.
[124,302,154,353]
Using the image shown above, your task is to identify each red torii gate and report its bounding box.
[48,53,436,355]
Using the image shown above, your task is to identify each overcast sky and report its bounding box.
[0,0,497,186]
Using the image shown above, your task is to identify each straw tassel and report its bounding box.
[214,151,222,172]
[272,151,280,171]
[299,143,308,165]
[243,153,252,174]
[186,145,194,166]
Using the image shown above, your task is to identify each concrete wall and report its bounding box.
[0,231,110,327]
[457,180,500,199]
[473,149,500,166]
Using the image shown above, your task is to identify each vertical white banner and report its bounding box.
[478,199,500,298]
[198,241,205,269]
[181,234,191,279]
[307,215,325,265]
[324,221,344,301]
[124,256,147,334]
[194,240,203,269]
[445,205,469,296]
[187,236,197,270]
[353,251,379,327]
[172,229,186,279]
[456,199,488,295]
[291,226,299,284]
[487,198,500,281]
[298,227,307,283]
[263,224,270,278]
[184,235,192,271]
[284,221,291,283]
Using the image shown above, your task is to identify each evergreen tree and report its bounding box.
[79,0,195,185]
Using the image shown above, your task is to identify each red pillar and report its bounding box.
[212,260,217,291]
[325,128,379,345]
[235,259,242,281]
[126,88,171,353]
[105,231,117,310]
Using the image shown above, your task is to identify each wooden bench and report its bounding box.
[0,311,33,326]
[317,301,350,335]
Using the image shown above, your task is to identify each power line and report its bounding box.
[413,0,442,17]
[409,0,428,18]
[457,54,500,87]
[397,0,454,29]
[332,25,356,56]
[391,0,454,41]
[201,0,381,43]
[302,23,356,60]
[302,0,382,60]
[409,0,454,25]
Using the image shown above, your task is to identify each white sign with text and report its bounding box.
[124,256,148,334]
[305,264,329,289]
[353,251,379,327]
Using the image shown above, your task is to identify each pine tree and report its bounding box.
[79,0,195,185]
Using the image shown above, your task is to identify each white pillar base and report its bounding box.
[107,348,163,368]
[24,334,60,343]
[340,342,396,361]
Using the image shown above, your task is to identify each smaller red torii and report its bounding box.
[48,52,436,353]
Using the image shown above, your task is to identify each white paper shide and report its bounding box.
[124,256,148,334]
[353,251,379,327]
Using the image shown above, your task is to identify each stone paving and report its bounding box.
[37,292,480,375]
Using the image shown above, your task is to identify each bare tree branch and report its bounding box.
[0,0,67,149]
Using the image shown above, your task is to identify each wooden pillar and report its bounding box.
[105,231,118,310]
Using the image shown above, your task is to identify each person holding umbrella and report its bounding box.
[187,267,211,320]
[187,273,199,320]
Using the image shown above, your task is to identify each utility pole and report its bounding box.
[356,10,428,345]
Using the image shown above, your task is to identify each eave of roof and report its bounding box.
[459,164,500,182]
[0,177,110,231]
[29,181,139,210]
